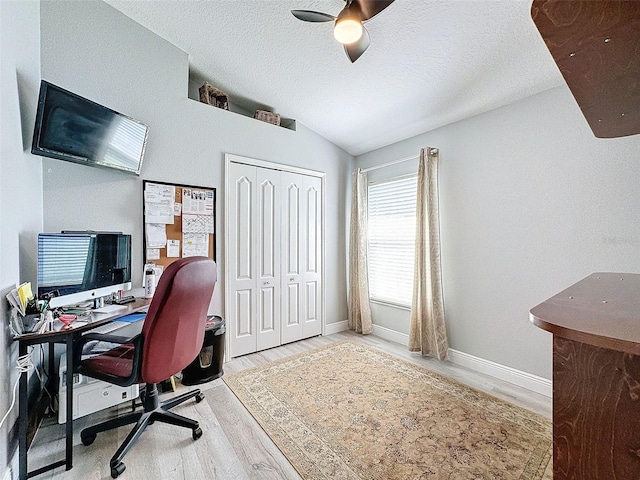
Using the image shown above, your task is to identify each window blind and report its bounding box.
[367,175,417,307]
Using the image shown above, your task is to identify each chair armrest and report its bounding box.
[74,321,144,363]
[72,332,136,364]
[81,332,140,345]
[74,333,144,387]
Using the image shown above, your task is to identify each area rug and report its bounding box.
[223,340,552,479]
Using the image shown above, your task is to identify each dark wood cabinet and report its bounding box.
[530,273,640,479]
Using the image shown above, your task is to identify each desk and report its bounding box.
[15,298,150,480]
[530,273,640,479]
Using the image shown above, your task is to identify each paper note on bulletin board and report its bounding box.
[143,180,216,271]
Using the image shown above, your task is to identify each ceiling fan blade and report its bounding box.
[291,10,335,22]
[353,0,395,22]
[344,26,370,63]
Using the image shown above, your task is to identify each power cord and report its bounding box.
[0,353,34,429]
[36,344,57,414]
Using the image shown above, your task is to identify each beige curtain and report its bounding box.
[408,148,448,359]
[348,168,372,334]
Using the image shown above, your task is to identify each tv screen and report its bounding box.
[38,232,132,308]
[31,81,148,175]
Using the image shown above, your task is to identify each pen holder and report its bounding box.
[21,313,43,333]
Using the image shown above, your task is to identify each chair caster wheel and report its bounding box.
[111,462,126,478]
[195,392,205,403]
[81,433,96,446]
[193,427,203,440]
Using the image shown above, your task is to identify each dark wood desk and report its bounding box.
[15,298,150,480]
[530,273,640,479]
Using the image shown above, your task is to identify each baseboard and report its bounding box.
[324,319,348,335]
[447,349,552,398]
[370,324,552,398]
[371,324,410,346]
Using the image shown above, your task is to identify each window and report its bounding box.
[367,175,417,307]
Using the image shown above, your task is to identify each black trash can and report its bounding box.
[181,316,225,385]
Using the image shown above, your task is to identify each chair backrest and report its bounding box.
[140,257,217,384]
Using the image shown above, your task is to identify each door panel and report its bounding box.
[302,175,322,337]
[285,182,300,276]
[235,289,253,337]
[235,177,253,280]
[258,286,276,341]
[281,172,303,344]
[305,281,318,321]
[256,169,281,350]
[285,283,300,324]
[306,183,319,273]
[228,163,258,357]
[259,179,277,278]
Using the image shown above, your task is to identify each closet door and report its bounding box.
[228,163,257,357]
[281,172,304,344]
[302,175,322,338]
[256,168,281,351]
[227,156,323,357]
[281,172,323,344]
[228,163,282,356]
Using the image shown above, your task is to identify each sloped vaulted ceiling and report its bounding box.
[104,0,565,155]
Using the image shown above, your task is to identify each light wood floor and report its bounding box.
[28,332,551,479]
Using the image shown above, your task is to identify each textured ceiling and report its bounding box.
[103,0,564,156]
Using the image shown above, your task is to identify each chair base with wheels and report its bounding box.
[80,382,205,478]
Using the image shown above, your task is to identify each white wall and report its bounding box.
[1,0,42,475]
[39,0,352,325]
[356,86,640,380]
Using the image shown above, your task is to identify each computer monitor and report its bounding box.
[37,232,132,308]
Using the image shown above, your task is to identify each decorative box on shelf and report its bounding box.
[254,110,281,126]
[198,82,229,110]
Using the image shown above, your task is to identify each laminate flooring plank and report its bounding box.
[32,407,116,479]
[205,385,302,480]
[28,389,251,480]
[178,388,252,480]
[207,388,300,480]
[112,398,247,480]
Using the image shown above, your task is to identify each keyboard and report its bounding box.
[87,321,129,335]
[86,314,146,336]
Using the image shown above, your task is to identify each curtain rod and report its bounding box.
[360,154,419,173]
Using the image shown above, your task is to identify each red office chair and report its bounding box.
[74,257,217,479]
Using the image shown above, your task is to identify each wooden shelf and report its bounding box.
[187,77,296,131]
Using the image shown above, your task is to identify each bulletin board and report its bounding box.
[142,180,216,271]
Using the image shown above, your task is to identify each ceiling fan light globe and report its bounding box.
[334,18,363,44]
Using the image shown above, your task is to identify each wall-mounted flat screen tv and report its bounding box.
[31,80,149,175]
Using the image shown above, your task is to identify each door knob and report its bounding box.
[290,277,295,282]
[264,281,271,285]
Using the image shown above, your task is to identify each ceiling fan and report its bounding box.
[292,0,395,63]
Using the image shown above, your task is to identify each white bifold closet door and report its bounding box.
[228,162,322,358]
[281,172,322,344]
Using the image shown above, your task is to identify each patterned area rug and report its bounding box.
[223,340,552,479]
